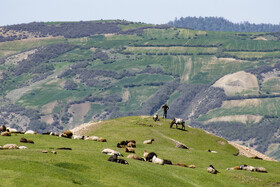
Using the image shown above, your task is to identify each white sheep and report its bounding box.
[242,165,255,171]
[84,136,99,141]
[25,130,37,135]
[19,146,28,149]
[101,148,123,156]
[3,144,19,149]
[152,155,164,165]
[72,135,84,140]
[7,127,20,133]
[143,139,154,144]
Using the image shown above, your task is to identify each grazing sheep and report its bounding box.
[242,165,255,172]
[42,150,48,153]
[0,146,2,149]
[152,155,164,165]
[51,151,57,154]
[102,148,123,157]
[207,165,219,174]
[19,146,28,149]
[7,128,20,133]
[0,125,6,132]
[84,136,99,141]
[143,150,149,159]
[146,152,157,162]
[117,159,129,165]
[20,137,28,143]
[72,135,84,140]
[3,144,19,149]
[208,149,217,153]
[124,147,135,153]
[127,140,136,143]
[127,142,136,147]
[163,159,172,165]
[153,114,159,121]
[60,130,73,138]
[25,130,37,135]
[254,167,267,173]
[143,139,154,144]
[50,132,59,136]
[170,118,185,130]
[119,140,129,145]
[227,166,242,170]
[98,137,107,142]
[173,163,187,167]
[188,165,196,168]
[20,137,34,144]
[108,154,118,162]
[117,143,122,148]
[175,143,188,149]
[27,140,34,144]
[1,131,11,136]
[127,154,144,161]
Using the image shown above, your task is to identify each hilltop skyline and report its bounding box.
[1,0,280,26]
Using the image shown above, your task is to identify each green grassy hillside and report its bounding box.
[0,116,279,186]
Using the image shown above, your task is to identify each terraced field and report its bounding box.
[0,20,280,160]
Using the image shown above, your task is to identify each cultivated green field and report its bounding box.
[0,116,279,187]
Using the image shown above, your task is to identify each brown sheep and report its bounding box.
[174,163,187,167]
[127,142,136,147]
[124,147,135,153]
[20,137,28,143]
[27,140,34,144]
[98,137,107,142]
[227,166,242,170]
[20,137,34,144]
[0,125,6,132]
[188,165,196,168]
[61,130,73,138]
[127,140,136,144]
[127,154,144,161]
[1,131,11,136]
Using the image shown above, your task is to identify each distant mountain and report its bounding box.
[168,16,280,32]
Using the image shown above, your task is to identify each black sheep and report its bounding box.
[146,152,157,162]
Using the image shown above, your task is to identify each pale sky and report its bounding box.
[1,0,280,26]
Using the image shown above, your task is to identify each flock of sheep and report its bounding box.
[0,121,268,174]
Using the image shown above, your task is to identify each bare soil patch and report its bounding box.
[71,121,103,135]
[212,71,259,96]
[41,101,58,114]
[221,99,260,108]
[229,141,277,161]
[205,115,263,124]
[41,115,54,124]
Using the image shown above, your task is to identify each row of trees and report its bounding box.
[168,17,280,32]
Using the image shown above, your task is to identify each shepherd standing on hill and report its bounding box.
[162,103,169,118]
